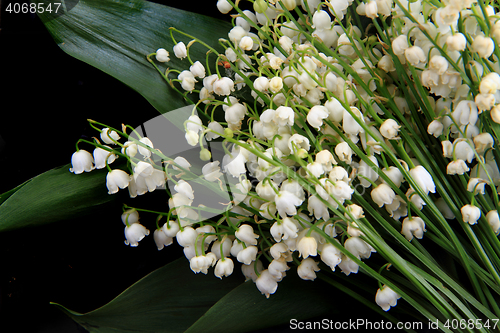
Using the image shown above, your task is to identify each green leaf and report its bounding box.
[0,164,118,232]
[185,270,337,333]
[0,179,31,206]
[53,258,337,333]
[37,0,232,114]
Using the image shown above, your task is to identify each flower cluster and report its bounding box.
[71,0,500,316]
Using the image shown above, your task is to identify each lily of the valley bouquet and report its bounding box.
[6,0,500,331]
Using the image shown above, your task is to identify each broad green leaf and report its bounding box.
[53,258,337,333]
[0,164,118,232]
[185,270,337,333]
[52,258,244,333]
[37,0,232,114]
[0,179,31,206]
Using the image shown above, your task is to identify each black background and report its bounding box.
[0,1,418,332]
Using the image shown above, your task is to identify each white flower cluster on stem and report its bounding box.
[70,0,500,315]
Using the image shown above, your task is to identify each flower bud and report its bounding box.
[239,36,254,51]
[155,48,170,62]
[189,61,206,78]
[365,1,378,19]
[253,0,268,13]
[173,42,187,59]
[269,76,283,93]
[217,0,232,14]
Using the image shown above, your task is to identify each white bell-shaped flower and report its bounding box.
[190,61,206,78]
[409,165,435,194]
[371,183,396,207]
[211,238,232,259]
[338,254,359,276]
[447,159,469,175]
[174,180,194,200]
[155,48,170,62]
[380,119,400,139]
[376,285,401,311]
[297,258,320,281]
[486,210,500,235]
[344,236,375,259]
[275,190,303,217]
[153,229,173,250]
[190,255,212,274]
[467,178,486,195]
[320,242,342,271]
[401,216,426,241]
[236,245,258,265]
[124,223,149,247]
[275,106,294,127]
[358,156,379,187]
[93,146,116,169]
[461,204,481,225]
[297,235,318,258]
[121,209,139,225]
[472,36,494,58]
[446,33,466,51]
[162,220,179,237]
[176,226,198,247]
[138,137,154,158]
[270,217,299,242]
[214,257,234,278]
[255,269,278,298]
[70,150,95,174]
[235,224,259,246]
[217,0,232,13]
[100,128,120,145]
[173,41,187,59]
[213,77,235,96]
[106,169,130,194]
[307,105,329,129]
